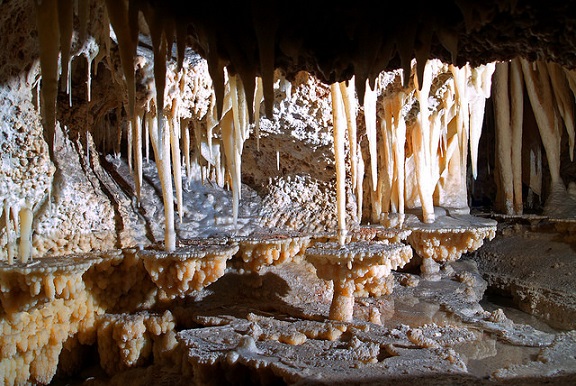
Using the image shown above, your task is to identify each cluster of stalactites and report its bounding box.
[493,58,576,215]
[34,0,268,252]
[330,59,496,234]
[106,4,267,251]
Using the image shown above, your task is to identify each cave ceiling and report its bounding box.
[142,0,576,86]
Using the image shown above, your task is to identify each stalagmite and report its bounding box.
[18,208,33,264]
[331,83,347,245]
[364,80,378,189]
[35,0,60,159]
[493,61,514,214]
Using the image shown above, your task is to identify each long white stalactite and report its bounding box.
[147,112,176,251]
[331,83,348,245]
[364,80,379,190]
[413,60,436,223]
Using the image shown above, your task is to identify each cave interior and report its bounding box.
[1,0,576,385]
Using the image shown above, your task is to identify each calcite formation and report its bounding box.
[0,0,576,385]
[138,243,239,300]
[306,241,413,322]
[405,210,497,279]
[233,231,311,272]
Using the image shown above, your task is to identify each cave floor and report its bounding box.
[59,225,576,386]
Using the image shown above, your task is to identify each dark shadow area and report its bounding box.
[172,270,306,327]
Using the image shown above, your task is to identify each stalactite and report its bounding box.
[397,24,416,89]
[469,64,496,180]
[144,6,169,160]
[356,143,365,221]
[547,62,575,161]
[394,101,407,215]
[449,65,469,187]
[168,106,184,222]
[415,21,433,92]
[220,110,239,226]
[520,59,562,188]
[127,118,133,172]
[105,0,137,127]
[254,77,264,150]
[133,111,143,202]
[493,61,514,214]
[364,80,378,190]
[35,0,60,160]
[176,22,187,72]
[379,110,394,213]
[78,0,90,42]
[252,0,277,118]
[147,111,176,251]
[413,60,435,223]
[85,53,93,102]
[226,74,245,211]
[436,27,458,64]
[58,0,73,100]
[339,80,358,192]
[331,83,347,245]
[509,58,524,215]
[183,122,192,180]
[144,111,150,163]
[206,34,227,121]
